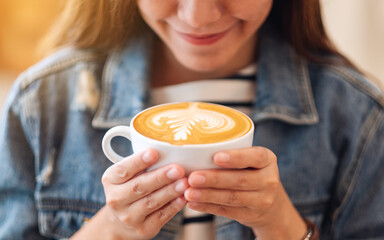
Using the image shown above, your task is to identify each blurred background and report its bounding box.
[0,0,64,110]
[0,0,383,113]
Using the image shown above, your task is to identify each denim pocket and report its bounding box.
[36,197,184,239]
[37,198,102,239]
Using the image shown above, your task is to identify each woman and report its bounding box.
[1,0,383,239]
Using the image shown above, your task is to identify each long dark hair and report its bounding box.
[268,0,352,65]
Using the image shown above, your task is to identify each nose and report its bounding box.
[178,0,222,28]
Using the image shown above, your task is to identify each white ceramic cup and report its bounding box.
[102,104,254,174]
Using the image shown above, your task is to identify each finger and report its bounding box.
[213,147,277,169]
[102,148,158,185]
[187,201,246,222]
[142,197,187,234]
[105,164,186,209]
[126,178,188,223]
[185,188,273,209]
[188,168,279,190]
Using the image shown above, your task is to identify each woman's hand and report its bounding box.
[184,147,307,240]
[100,149,188,240]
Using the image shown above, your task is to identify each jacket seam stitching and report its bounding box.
[321,65,384,107]
[18,87,39,149]
[295,53,311,114]
[20,53,106,90]
[37,199,104,213]
[297,56,319,121]
[252,108,318,125]
[332,105,383,222]
[92,49,122,126]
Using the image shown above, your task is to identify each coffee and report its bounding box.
[102,102,254,171]
[133,102,252,145]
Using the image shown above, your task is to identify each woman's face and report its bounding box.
[136,0,273,72]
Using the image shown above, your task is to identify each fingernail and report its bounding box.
[190,174,206,185]
[175,180,187,193]
[167,168,182,179]
[142,150,155,163]
[215,152,230,163]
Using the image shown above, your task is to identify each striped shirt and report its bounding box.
[150,63,257,240]
[150,63,257,116]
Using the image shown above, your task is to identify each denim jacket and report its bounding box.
[1,25,384,240]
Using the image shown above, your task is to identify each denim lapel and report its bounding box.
[251,24,319,125]
[92,36,153,129]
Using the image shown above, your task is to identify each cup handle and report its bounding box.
[102,126,132,163]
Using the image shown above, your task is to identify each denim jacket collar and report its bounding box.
[252,26,319,125]
[92,26,319,129]
[92,35,152,129]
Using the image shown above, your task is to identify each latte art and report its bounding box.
[152,103,236,141]
[134,102,252,145]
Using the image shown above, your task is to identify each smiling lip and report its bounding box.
[177,28,231,45]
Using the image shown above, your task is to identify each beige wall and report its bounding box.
[322,0,384,84]
[0,0,63,112]
[0,0,63,73]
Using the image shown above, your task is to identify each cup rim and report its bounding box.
[130,101,255,148]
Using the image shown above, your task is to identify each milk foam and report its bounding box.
[134,102,252,145]
[151,103,235,141]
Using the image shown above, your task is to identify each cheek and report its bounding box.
[136,0,177,20]
[225,0,273,22]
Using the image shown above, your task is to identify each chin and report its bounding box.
[175,52,232,73]
[182,61,223,72]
